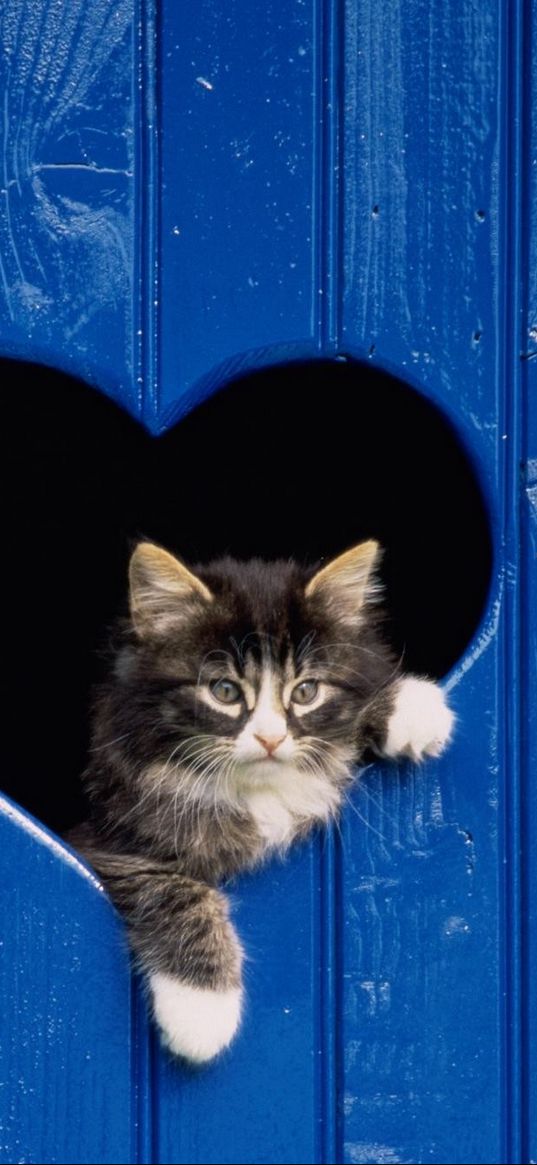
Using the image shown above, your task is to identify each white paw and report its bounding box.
[149,973,243,1064]
[383,677,455,762]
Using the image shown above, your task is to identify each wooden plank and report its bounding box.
[0,0,135,410]
[154,0,320,430]
[338,2,508,1161]
[522,2,537,1160]
[0,797,136,1165]
[153,842,325,1165]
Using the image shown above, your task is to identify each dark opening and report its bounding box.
[0,358,492,833]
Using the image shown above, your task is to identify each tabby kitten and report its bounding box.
[71,540,454,1064]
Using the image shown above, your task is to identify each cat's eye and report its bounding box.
[209,678,242,705]
[291,679,319,706]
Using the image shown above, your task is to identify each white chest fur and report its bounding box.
[242,766,342,850]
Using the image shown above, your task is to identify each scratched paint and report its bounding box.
[344,1142,406,1164]
[0,0,133,397]
[527,460,537,532]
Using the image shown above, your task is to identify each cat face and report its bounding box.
[113,541,390,818]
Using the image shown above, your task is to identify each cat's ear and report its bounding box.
[305,540,381,624]
[129,542,212,636]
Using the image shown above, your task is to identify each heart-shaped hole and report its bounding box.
[0,357,492,834]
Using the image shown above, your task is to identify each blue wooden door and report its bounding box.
[0,2,536,1162]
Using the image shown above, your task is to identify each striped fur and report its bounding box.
[68,541,453,1062]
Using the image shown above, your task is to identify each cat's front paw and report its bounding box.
[383,677,454,762]
[149,973,243,1064]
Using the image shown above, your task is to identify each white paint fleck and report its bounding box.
[343,1092,357,1116]
[345,1142,403,1164]
[526,483,537,528]
[443,915,471,937]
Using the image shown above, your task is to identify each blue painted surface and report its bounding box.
[523,3,537,1159]
[0,796,136,1165]
[0,2,535,1164]
[0,0,134,407]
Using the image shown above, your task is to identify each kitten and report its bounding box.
[69,539,454,1064]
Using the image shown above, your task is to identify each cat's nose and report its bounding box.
[254,733,287,756]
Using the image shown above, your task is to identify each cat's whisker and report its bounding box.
[295,753,346,848]
[229,636,244,668]
[173,756,221,813]
[302,639,404,680]
[356,778,400,831]
[218,757,240,816]
[171,746,235,838]
[173,746,228,774]
[161,735,218,767]
[154,758,205,836]
[112,743,230,834]
[164,747,233,800]
[209,762,230,828]
[298,737,347,772]
[169,751,228,844]
[176,752,227,793]
[237,631,269,657]
[341,789,390,845]
[295,629,317,665]
[197,649,238,688]
[89,730,134,753]
[312,660,380,687]
[186,755,230,840]
[111,767,171,829]
[183,746,234,779]
[303,639,387,661]
[173,771,210,854]
[176,770,210,832]
[356,654,408,714]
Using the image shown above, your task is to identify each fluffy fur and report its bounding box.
[69,540,454,1063]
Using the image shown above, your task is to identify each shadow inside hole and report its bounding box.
[0,358,492,834]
